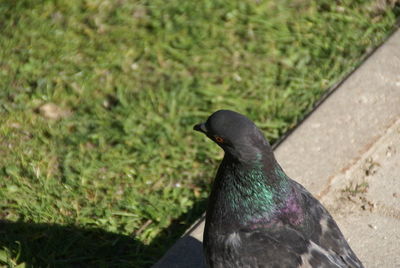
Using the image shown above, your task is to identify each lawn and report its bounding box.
[0,0,399,267]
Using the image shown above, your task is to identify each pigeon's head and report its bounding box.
[194,110,272,161]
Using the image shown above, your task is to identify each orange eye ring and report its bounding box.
[214,136,224,143]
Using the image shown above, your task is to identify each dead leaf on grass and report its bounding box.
[38,103,72,120]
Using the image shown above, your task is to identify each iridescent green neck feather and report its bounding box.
[210,152,291,226]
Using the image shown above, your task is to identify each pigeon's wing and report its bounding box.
[237,226,309,268]
[210,224,360,268]
[293,180,364,268]
[207,224,343,268]
[206,225,306,268]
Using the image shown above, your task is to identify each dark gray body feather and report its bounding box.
[204,180,363,268]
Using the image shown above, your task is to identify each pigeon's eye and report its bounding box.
[214,136,224,143]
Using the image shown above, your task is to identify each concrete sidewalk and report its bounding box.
[154,28,400,268]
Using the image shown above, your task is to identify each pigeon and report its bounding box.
[194,110,364,268]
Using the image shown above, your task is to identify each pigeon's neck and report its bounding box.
[209,152,297,228]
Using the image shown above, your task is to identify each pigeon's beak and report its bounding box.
[193,122,208,134]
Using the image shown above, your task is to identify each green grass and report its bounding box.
[0,0,399,266]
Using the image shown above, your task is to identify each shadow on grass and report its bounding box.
[0,220,144,267]
[0,199,207,268]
